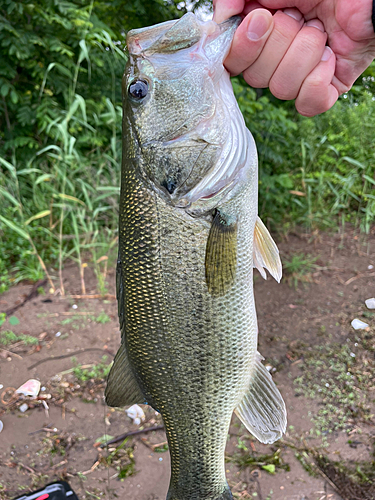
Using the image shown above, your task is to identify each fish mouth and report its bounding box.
[175,100,251,208]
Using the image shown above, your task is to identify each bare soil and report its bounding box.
[0,228,374,500]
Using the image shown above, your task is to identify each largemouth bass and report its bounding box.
[105,13,286,500]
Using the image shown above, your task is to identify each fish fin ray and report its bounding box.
[253,216,282,282]
[205,210,237,297]
[235,352,287,444]
[105,343,146,407]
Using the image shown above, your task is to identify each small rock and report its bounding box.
[368,264,374,270]
[365,298,375,309]
[19,403,29,413]
[351,319,369,330]
[0,420,3,433]
[126,404,145,425]
[55,331,61,337]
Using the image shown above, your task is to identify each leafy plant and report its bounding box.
[73,356,111,382]
[0,330,38,346]
[282,253,317,288]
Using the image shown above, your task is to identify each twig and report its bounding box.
[28,423,56,435]
[56,364,94,376]
[28,348,114,370]
[2,279,47,316]
[0,348,23,360]
[150,440,168,451]
[17,462,37,474]
[345,272,375,285]
[79,460,100,475]
[104,425,165,446]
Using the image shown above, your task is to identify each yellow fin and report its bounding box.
[205,210,237,297]
[105,343,145,408]
[253,216,282,282]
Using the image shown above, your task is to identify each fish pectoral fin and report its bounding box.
[234,352,287,444]
[105,343,145,407]
[205,210,237,297]
[253,216,282,282]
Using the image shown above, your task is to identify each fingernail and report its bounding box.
[321,46,333,61]
[247,10,272,41]
[306,19,325,32]
[283,8,303,22]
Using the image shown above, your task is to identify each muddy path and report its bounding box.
[0,229,374,500]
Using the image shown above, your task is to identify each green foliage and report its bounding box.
[73,356,111,382]
[283,253,317,288]
[227,446,289,473]
[0,1,374,291]
[94,312,110,324]
[0,330,38,346]
[233,71,375,233]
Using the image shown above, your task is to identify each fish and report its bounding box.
[105,12,287,500]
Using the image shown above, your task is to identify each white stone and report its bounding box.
[365,298,375,309]
[19,403,29,413]
[126,404,145,425]
[351,318,369,330]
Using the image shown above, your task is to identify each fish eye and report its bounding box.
[128,80,148,101]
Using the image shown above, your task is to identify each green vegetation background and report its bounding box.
[0,0,374,292]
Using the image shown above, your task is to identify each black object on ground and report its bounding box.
[13,481,79,500]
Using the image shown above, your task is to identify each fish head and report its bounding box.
[124,13,245,208]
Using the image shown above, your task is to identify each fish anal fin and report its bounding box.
[235,352,287,444]
[105,343,145,407]
[253,216,282,282]
[205,210,237,297]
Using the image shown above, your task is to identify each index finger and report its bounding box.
[213,0,246,23]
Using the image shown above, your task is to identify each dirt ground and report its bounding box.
[0,228,374,500]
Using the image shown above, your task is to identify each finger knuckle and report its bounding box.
[269,79,297,100]
[243,69,269,89]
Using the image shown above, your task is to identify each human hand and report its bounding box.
[214,0,375,117]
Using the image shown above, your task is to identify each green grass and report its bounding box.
[226,444,289,474]
[73,356,111,382]
[94,312,110,324]
[0,330,38,347]
[282,253,317,288]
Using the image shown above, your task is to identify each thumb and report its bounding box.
[224,9,274,76]
[213,0,245,23]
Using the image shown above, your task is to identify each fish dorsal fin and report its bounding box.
[253,216,282,282]
[205,210,237,297]
[234,352,287,444]
[105,343,145,407]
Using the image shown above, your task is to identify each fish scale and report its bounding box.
[106,13,286,500]
[118,164,257,498]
